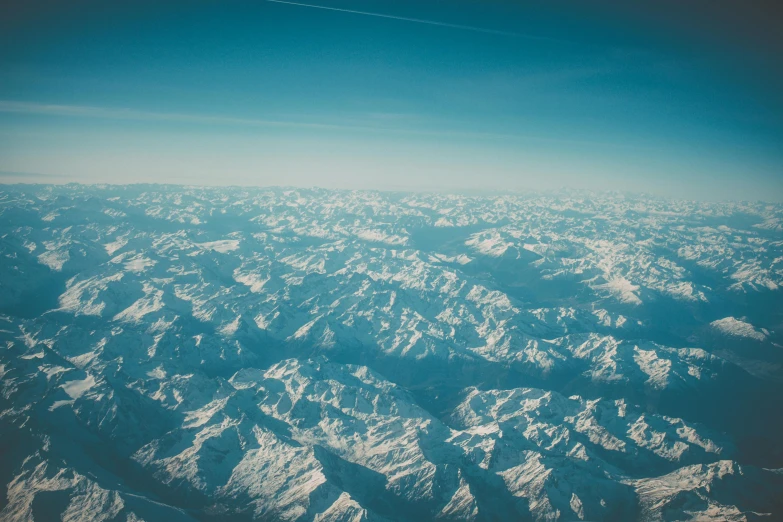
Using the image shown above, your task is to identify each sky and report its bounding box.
[0,0,782,200]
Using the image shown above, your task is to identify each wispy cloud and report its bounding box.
[0,170,61,178]
[263,0,551,40]
[0,100,347,131]
[0,100,447,137]
[0,100,650,150]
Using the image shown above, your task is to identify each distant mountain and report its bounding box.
[1,185,782,521]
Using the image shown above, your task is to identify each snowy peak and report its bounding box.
[1,185,782,521]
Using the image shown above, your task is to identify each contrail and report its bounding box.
[263,0,540,39]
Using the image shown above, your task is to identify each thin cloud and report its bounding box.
[0,100,343,131]
[0,170,61,178]
[263,0,552,40]
[0,100,650,150]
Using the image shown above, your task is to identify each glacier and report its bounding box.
[0,184,782,521]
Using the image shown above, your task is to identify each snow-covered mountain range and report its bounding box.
[1,185,782,521]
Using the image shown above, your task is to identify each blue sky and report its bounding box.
[0,0,781,199]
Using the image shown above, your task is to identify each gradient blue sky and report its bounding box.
[1,0,781,199]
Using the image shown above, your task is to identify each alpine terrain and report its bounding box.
[1,184,782,521]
